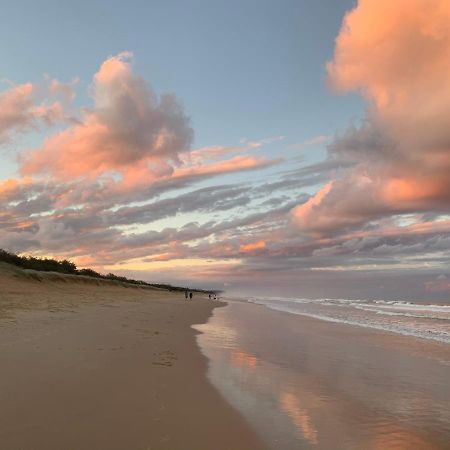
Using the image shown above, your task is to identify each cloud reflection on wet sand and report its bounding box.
[195,300,450,450]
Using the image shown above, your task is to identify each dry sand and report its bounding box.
[0,263,266,450]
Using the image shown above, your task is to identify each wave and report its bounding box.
[244,296,450,344]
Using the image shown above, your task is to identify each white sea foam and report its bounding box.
[244,296,450,344]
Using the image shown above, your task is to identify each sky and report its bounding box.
[1,0,450,301]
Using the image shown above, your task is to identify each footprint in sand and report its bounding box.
[152,350,177,367]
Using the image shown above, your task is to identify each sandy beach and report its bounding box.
[0,263,266,450]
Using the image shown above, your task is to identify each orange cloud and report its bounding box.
[0,178,22,198]
[0,177,34,202]
[240,240,266,253]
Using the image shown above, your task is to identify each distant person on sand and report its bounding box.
[189,292,193,300]
[185,290,188,299]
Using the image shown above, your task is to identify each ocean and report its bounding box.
[194,296,450,449]
[245,296,450,344]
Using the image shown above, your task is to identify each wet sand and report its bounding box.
[0,264,266,450]
[196,299,450,450]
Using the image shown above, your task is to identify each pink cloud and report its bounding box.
[21,52,192,182]
[0,82,67,144]
[327,0,450,118]
[292,0,450,235]
[181,145,242,165]
[2,54,282,227]
[181,136,284,166]
[173,155,279,179]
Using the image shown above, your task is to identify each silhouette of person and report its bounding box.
[189,292,193,300]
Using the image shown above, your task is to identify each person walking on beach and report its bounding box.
[189,292,193,300]
[185,290,188,300]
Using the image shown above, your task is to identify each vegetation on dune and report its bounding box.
[0,249,212,293]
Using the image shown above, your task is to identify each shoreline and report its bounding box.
[0,265,266,450]
[196,299,450,450]
[240,295,450,345]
